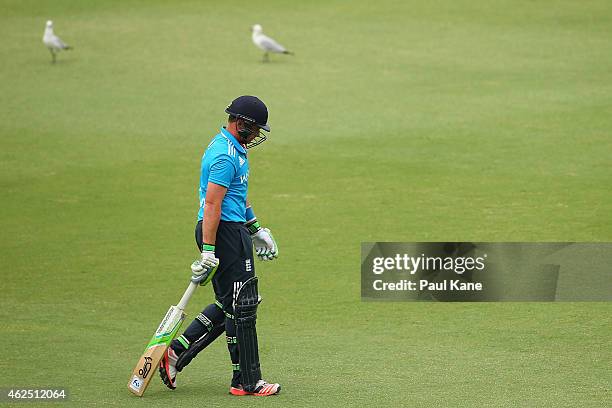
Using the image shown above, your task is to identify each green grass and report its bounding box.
[1,0,611,406]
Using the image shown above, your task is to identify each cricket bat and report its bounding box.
[127,281,198,396]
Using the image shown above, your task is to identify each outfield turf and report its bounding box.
[1,1,611,407]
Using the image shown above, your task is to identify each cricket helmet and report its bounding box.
[225,95,270,132]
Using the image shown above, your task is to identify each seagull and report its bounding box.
[251,24,293,62]
[42,20,72,63]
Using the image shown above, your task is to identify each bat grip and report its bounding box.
[177,281,198,310]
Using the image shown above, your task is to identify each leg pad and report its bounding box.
[235,277,262,391]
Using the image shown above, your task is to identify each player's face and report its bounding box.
[239,119,260,143]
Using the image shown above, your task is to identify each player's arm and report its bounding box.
[203,182,227,245]
[192,156,234,285]
[244,198,279,261]
[245,199,258,232]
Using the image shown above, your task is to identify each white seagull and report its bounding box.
[251,24,293,62]
[42,20,72,63]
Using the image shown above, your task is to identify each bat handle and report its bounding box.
[177,281,198,310]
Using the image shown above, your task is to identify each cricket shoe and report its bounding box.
[159,347,179,389]
[230,379,281,396]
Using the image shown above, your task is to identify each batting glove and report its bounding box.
[252,227,279,261]
[191,244,219,286]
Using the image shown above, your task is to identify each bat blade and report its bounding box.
[127,305,186,396]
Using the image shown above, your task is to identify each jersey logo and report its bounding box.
[239,156,245,167]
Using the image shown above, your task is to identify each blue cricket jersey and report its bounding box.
[197,127,249,222]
